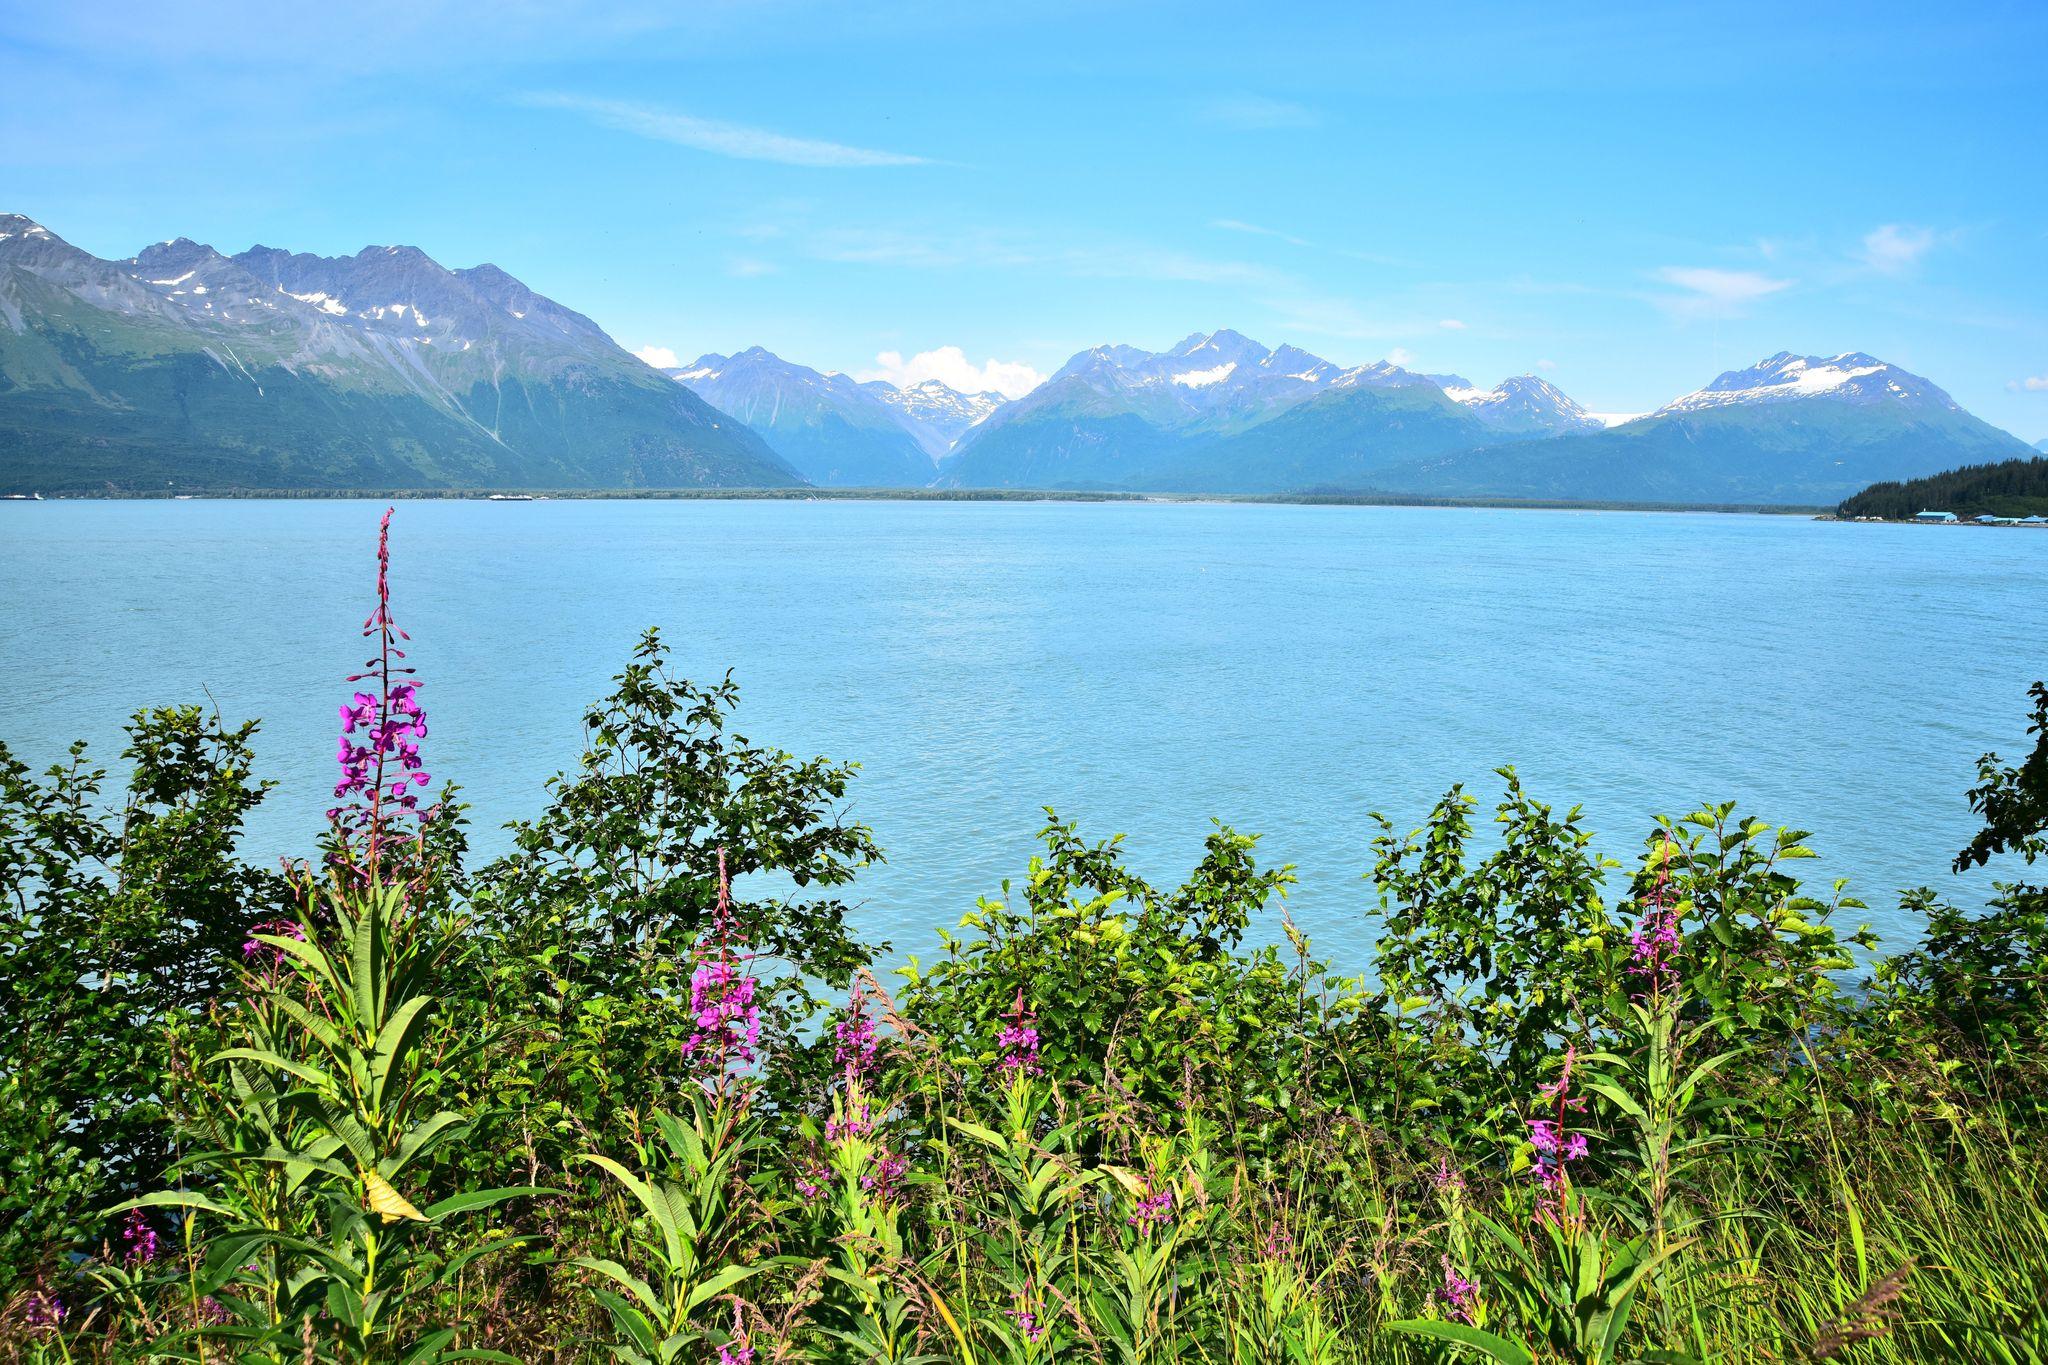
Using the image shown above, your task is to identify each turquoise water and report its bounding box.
[3,498,2043,967]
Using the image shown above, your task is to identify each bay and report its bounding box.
[3,497,2042,969]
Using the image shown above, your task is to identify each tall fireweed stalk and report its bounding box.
[574,850,774,1365]
[330,506,437,886]
[111,509,539,1365]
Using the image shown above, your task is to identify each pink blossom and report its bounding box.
[22,1291,65,1328]
[121,1208,159,1267]
[1441,1256,1478,1324]
[996,991,1043,1077]
[1127,1184,1175,1231]
[1005,1302,1046,1344]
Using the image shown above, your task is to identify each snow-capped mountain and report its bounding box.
[1439,375,1603,436]
[940,330,1601,488]
[668,348,935,486]
[1398,351,2032,505]
[0,212,800,493]
[1655,352,1953,415]
[861,379,1005,456]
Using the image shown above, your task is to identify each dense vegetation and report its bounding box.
[1838,455,2048,520]
[4,512,2046,1364]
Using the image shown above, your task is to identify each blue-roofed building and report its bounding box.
[1914,510,1958,522]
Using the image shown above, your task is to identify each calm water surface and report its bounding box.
[3,499,2042,968]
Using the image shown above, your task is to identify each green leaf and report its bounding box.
[1384,1319,1537,1365]
[683,1261,769,1311]
[424,1186,555,1223]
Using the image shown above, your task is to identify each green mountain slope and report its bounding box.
[0,215,803,493]
[670,349,936,487]
[938,400,1192,489]
[1138,384,1493,492]
[1380,400,2034,505]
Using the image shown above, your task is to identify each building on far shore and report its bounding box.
[1914,509,1958,522]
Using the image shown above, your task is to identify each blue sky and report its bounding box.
[4,0,2045,433]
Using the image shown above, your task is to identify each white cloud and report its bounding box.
[1438,318,1467,330]
[1212,218,1310,247]
[1857,223,1939,275]
[1264,297,1411,341]
[634,345,681,369]
[726,257,778,277]
[1387,346,1415,365]
[519,93,929,167]
[2011,374,2048,392]
[858,346,1044,400]
[1653,266,1793,318]
[803,226,1284,288]
[1536,358,1558,371]
[1199,95,1320,130]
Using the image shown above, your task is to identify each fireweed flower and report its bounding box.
[1530,1046,1590,1226]
[996,991,1043,1078]
[682,852,763,1083]
[862,1149,908,1199]
[824,1098,874,1142]
[1441,1256,1478,1325]
[22,1291,65,1328]
[817,982,909,1201]
[1430,1157,1464,1194]
[1005,1294,1047,1344]
[241,917,306,971]
[715,1305,755,1365]
[121,1208,160,1266]
[683,961,761,1066]
[329,508,435,879]
[1127,1183,1175,1231]
[833,984,879,1085]
[1629,836,1683,998]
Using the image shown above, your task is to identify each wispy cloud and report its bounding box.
[1212,218,1310,247]
[635,345,682,369]
[726,256,779,277]
[1197,95,1320,130]
[1856,223,1942,276]
[519,92,930,167]
[1067,247,1285,287]
[1652,266,1793,318]
[1263,296,1410,341]
[858,346,1044,399]
[1438,318,1467,330]
[2009,374,2048,393]
[801,224,1285,287]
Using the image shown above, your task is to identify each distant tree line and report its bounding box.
[1839,454,2048,519]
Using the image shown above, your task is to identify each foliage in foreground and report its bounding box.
[3,511,2046,1364]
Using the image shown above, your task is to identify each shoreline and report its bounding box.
[2,486,1833,515]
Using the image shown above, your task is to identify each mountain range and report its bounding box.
[3,212,2036,503]
[0,214,800,492]
[929,334,2031,502]
[662,349,1005,486]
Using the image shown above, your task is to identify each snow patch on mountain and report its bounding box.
[1657,352,1954,414]
[1173,362,1237,387]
